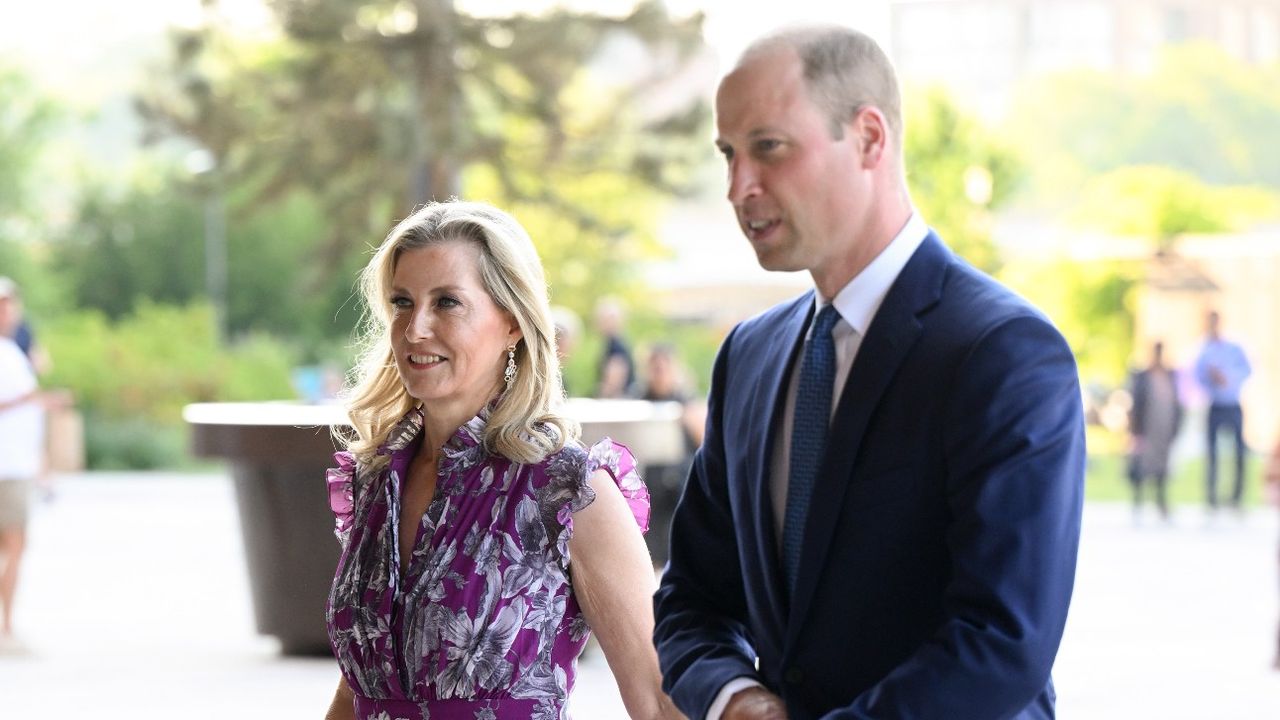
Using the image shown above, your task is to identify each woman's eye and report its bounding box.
[437,296,460,309]
[390,295,411,310]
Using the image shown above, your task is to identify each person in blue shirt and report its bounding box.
[1194,310,1253,511]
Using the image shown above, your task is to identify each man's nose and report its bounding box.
[727,158,761,205]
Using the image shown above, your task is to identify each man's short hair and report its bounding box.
[0,276,18,300]
[742,25,903,143]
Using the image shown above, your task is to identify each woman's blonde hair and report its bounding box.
[339,200,579,468]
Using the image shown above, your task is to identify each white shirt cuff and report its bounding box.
[705,677,765,720]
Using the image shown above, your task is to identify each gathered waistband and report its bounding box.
[353,694,561,720]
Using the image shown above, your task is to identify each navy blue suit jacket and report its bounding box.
[654,234,1085,719]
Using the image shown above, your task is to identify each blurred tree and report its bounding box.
[40,302,296,468]
[55,169,205,320]
[54,168,360,357]
[903,87,1019,273]
[136,0,711,332]
[1016,166,1278,382]
[1071,165,1278,252]
[1007,44,1280,200]
[995,46,1280,387]
[0,64,58,219]
[0,63,63,312]
[1001,258,1137,385]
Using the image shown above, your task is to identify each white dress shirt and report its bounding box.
[705,212,927,720]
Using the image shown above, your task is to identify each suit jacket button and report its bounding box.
[784,667,804,685]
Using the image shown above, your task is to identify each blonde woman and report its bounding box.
[323,201,683,720]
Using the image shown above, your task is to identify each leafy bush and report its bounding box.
[82,414,192,471]
[39,302,298,468]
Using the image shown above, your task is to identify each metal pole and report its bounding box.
[204,187,227,343]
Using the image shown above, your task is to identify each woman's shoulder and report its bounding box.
[525,438,634,475]
[525,441,589,484]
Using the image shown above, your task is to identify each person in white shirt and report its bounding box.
[0,278,46,651]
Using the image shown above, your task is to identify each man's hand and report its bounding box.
[723,687,789,720]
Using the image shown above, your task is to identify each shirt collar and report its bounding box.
[377,399,494,475]
[816,211,928,337]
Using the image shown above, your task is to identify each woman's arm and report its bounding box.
[323,675,356,720]
[569,468,685,720]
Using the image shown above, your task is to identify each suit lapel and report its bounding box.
[785,234,949,637]
[751,293,813,626]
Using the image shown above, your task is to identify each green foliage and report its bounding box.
[54,170,205,319]
[0,63,65,317]
[42,301,296,424]
[1072,165,1280,248]
[1085,446,1266,507]
[1006,44,1280,197]
[82,415,192,471]
[3,3,718,469]
[1000,258,1138,385]
[998,46,1280,387]
[51,164,365,355]
[136,0,712,332]
[0,62,60,219]
[903,87,1020,272]
[39,302,297,468]
[224,188,365,353]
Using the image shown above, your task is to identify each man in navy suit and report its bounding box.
[653,26,1086,720]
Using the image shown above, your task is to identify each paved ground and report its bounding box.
[1,472,1277,718]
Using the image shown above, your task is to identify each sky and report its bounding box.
[0,0,892,101]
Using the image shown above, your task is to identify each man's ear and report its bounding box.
[853,106,889,169]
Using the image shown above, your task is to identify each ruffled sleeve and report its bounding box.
[326,450,357,549]
[553,439,648,556]
[584,438,650,534]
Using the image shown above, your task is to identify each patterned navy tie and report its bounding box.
[782,303,841,595]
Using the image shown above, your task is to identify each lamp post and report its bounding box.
[186,148,228,343]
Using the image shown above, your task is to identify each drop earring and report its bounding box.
[504,344,517,387]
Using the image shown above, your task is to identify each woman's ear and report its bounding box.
[507,315,524,346]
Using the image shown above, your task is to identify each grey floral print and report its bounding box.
[325,404,650,719]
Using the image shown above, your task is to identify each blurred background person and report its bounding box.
[593,296,636,399]
[638,342,706,449]
[0,278,46,652]
[1127,340,1182,521]
[636,343,706,565]
[1194,310,1252,513]
[1266,433,1280,670]
[0,277,50,377]
[0,277,63,501]
[551,304,582,398]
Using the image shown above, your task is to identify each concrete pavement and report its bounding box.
[1,472,1277,718]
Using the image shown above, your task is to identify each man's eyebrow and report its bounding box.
[715,128,783,148]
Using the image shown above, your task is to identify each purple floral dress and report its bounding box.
[325,406,649,720]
